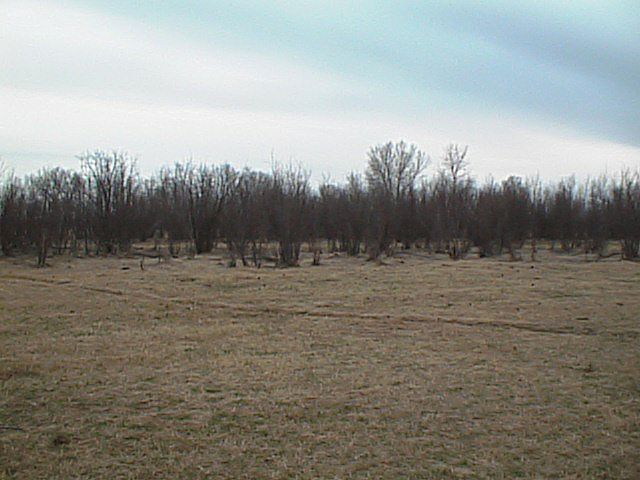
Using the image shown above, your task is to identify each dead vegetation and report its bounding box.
[1,250,639,479]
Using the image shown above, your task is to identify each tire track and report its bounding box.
[0,274,602,337]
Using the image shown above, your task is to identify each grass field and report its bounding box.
[1,249,639,478]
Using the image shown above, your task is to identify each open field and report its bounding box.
[1,250,639,479]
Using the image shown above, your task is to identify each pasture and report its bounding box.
[1,250,639,478]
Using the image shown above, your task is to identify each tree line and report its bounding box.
[1,142,639,267]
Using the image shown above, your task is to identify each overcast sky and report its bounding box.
[1,0,639,181]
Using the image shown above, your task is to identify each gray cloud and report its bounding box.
[1,0,638,179]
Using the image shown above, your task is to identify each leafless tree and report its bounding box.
[610,170,640,260]
[498,176,530,260]
[548,177,581,252]
[80,151,139,254]
[340,173,368,256]
[318,181,340,253]
[2,145,639,269]
[366,141,428,201]
[265,163,311,267]
[471,178,499,257]
[222,169,269,266]
[188,164,236,254]
[527,176,544,261]
[439,144,473,259]
[365,141,428,258]
[584,175,609,257]
[0,174,23,256]
[158,162,194,255]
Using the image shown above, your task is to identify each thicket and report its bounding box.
[1,143,639,267]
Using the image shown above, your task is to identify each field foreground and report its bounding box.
[1,251,639,478]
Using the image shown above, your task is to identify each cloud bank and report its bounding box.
[1,0,638,180]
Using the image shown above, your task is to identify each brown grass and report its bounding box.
[1,249,639,478]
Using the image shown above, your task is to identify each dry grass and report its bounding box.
[1,249,639,479]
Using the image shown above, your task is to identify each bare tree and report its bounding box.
[2,144,639,268]
[158,162,195,255]
[366,141,428,201]
[584,175,609,258]
[27,169,73,266]
[548,177,580,252]
[610,170,640,260]
[0,173,23,256]
[318,181,340,253]
[265,163,310,267]
[527,176,544,261]
[498,176,530,260]
[189,164,236,254]
[471,178,499,257]
[365,141,428,258]
[340,173,368,256]
[442,144,469,189]
[439,144,472,259]
[222,169,268,266]
[80,151,139,254]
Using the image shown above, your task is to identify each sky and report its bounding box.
[1,0,639,181]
